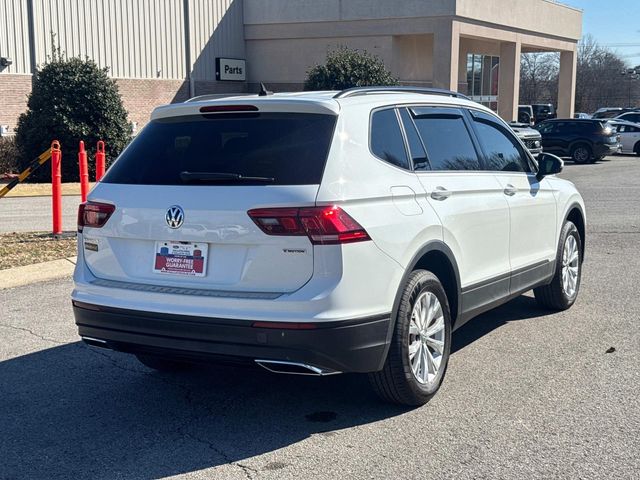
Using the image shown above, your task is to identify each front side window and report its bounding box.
[410,108,481,171]
[555,122,575,133]
[471,111,532,172]
[536,122,555,134]
[370,109,411,170]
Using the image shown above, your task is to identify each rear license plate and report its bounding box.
[154,241,208,277]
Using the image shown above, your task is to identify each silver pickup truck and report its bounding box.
[509,122,543,156]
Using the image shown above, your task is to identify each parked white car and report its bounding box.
[615,111,640,124]
[72,87,586,406]
[609,120,640,155]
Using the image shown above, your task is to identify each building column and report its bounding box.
[432,22,460,91]
[557,49,577,119]
[498,41,521,122]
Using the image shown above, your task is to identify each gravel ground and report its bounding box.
[0,156,638,480]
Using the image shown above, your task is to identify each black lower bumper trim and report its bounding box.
[73,302,391,373]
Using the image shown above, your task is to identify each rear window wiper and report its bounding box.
[179,171,275,183]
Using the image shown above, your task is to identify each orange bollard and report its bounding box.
[95,140,106,181]
[78,140,89,202]
[51,141,62,235]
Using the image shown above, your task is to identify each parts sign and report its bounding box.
[216,58,246,81]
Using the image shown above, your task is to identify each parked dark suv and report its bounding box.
[536,119,619,163]
[532,104,556,123]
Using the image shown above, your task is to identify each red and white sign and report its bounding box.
[154,241,208,277]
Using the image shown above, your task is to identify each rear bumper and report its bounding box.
[594,143,618,157]
[73,301,391,373]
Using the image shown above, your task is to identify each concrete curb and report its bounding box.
[0,257,76,289]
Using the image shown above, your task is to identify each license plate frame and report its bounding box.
[153,241,208,277]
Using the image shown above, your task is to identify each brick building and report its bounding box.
[1,0,582,135]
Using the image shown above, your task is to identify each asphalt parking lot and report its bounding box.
[0,195,80,233]
[1,156,639,479]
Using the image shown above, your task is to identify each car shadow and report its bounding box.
[1,295,553,479]
[452,294,553,354]
[0,341,408,479]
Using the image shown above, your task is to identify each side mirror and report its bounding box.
[536,153,563,181]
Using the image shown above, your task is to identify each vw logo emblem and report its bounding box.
[165,205,184,229]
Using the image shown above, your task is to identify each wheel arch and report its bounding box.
[565,203,586,260]
[569,140,593,153]
[377,241,462,371]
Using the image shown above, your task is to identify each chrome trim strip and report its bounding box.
[90,278,283,300]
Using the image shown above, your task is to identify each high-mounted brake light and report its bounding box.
[78,201,115,232]
[199,105,258,113]
[247,206,370,245]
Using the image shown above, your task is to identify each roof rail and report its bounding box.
[333,86,470,100]
[185,93,254,103]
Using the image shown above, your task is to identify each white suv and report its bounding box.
[72,87,586,406]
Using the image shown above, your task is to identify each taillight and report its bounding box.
[247,206,370,245]
[78,201,115,232]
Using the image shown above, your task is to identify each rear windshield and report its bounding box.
[102,112,337,185]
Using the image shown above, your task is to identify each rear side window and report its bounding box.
[399,108,429,170]
[102,112,337,185]
[411,108,481,171]
[470,111,532,172]
[370,109,410,169]
[556,122,585,133]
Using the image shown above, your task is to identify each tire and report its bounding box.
[634,142,640,157]
[571,144,592,164]
[534,221,582,311]
[135,353,191,372]
[369,270,452,406]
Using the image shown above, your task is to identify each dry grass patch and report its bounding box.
[0,182,94,197]
[0,231,77,270]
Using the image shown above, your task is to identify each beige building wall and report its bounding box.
[0,0,245,131]
[392,35,434,86]
[1,0,583,130]
[244,0,581,120]
[0,0,31,74]
[33,0,187,79]
[246,36,392,88]
[188,0,245,82]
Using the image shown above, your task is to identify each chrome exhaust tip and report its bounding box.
[81,336,109,348]
[255,359,341,376]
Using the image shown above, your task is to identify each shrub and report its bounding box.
[15,53,131,182]
[0,137,20,175]
[304,46,398,91]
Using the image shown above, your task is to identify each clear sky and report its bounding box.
[560,0,640,67]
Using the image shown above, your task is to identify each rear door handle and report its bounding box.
[430,187,451,201]
[503,184,517,196]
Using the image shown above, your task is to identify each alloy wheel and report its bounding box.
[574,147,590,163]
[408,291,445,384]
[562,235,580,297]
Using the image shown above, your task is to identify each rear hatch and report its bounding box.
[81,105,337,293]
